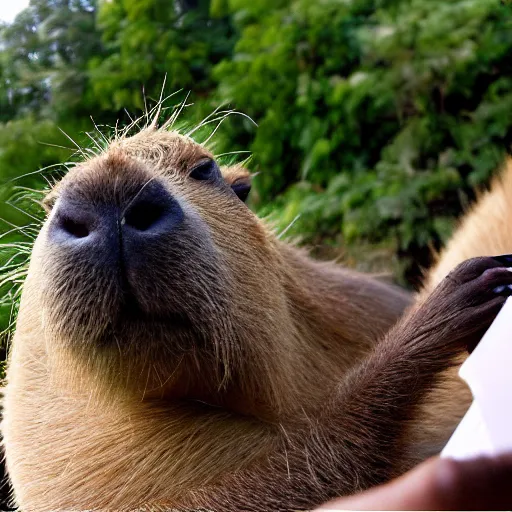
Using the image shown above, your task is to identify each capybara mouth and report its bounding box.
[117,293,194,330]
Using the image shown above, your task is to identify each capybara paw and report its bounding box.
[415,257,512,353]
[442,256,512,299]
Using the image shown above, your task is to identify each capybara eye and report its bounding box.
[189,159,221,182]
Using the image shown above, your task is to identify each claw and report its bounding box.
[493,284,512,294]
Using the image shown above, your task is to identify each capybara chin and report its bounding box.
[2,124,509,511]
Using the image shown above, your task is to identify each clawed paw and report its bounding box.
[416,256,512,353]
[444,256,512,300]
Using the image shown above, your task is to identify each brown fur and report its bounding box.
[1,126,510,511]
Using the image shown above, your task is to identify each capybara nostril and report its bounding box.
[50,200,98,244]
[121,181,184,237]
[124,201,165,231]
[60,216,90,239]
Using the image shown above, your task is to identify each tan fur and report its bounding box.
[2,127,411,511]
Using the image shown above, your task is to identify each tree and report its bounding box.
[89,0,236,112]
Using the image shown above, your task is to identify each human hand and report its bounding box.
[316,453,512,510]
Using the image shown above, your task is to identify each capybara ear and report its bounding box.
[221,164,252,202]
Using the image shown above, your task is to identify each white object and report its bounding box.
[441,296,512,460]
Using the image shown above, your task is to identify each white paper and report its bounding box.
[441,297,512,460]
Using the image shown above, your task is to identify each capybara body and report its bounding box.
[2,125,511,510]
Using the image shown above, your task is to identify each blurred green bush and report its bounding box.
[1,0,512,338]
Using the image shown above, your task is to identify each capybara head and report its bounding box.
[26,126,298,415]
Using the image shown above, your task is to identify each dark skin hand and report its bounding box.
[317,453,512,510]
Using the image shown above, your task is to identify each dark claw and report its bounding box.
[492,254,512,266]
[493,284,512,294]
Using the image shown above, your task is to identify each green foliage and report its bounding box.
[90,0,236,111]
[0,0,104,120]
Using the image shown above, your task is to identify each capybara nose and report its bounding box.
[49,180,184,257]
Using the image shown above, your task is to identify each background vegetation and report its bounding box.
[1,0,512,339]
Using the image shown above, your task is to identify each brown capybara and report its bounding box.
[2,123,511,511]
